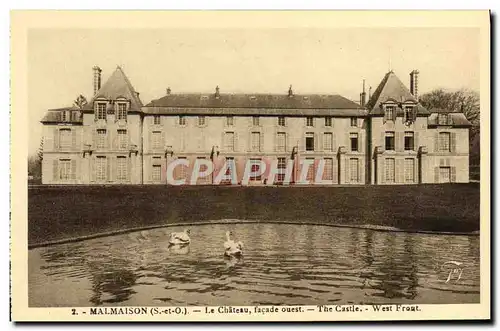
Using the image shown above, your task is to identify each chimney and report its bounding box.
[410,69,419,100]
[288,85,293,97]
[92,66,102,96]
[215,85,220,98]
[360,79,366,107]
[166,87,171,95]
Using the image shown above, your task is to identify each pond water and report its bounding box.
[28,223,480,307]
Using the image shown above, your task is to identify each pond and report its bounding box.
[28,223,480,307]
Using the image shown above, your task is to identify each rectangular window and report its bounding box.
[226,116,234,126]
[96,156,107,181]
[59,159,71,180]
[97,103,106,120]
[350,117,357,127]
[385,106,395,121]
[323,132,333,151]
[224,132,235,152]
[152,131,162,150]
[306,117,314,127]
[385,158,395,183]
[306,158,315,182]
[251,132,260,151]
[253,116,260,126]
[153,115,161,125]
[325,117,332,127]
[278,116,286,126]
[249,159,262,181]
[404,131,414,151]
[59,128,72,149]
[323,158,333,181]
[117,129,127,149]
[116,156,128,181]
[305,133,314,151]
[404,106,414,121]
[439,132,451,151]
[152,165,161,181]
[198,116,206,126]
[179,116,186,126]
[350,133,358,152]
[176,157,187,180]
[97,129,106,149]
[118,103,127,121]
[277,132,286,152]
[438,114,448,125]
[439,166,451,183]
[404,158,415,183]
[221,157,234,184]
[277,157,286,182]
[385,131,395,151]
[350,158,359,182]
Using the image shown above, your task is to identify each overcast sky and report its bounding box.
[28,27,479,156]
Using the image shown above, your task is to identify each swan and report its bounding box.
[224,231,243,257]
[169,229,191,246]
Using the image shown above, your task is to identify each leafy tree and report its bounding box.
[74,94,88,119]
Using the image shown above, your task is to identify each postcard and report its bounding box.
[10,9,491,322]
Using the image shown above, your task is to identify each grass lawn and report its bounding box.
[28,183,480,247]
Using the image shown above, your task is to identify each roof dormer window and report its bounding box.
[117,102,128,121]
[385,105,396,121]
[404,106,415,124]
[438,114,448,125]
[95,102,107,121]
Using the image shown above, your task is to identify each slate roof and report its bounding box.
[83,66,143,111]
[366,71,430,116]
[40,106,83,124]
[427,111,473,127]
[143,92,365,116]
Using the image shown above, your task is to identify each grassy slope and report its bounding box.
[28,183,480,246]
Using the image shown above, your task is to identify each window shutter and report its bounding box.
[161,131,166,151]
[161,158,166,183]
[148,130,152,152]
[148,158,153,183]
[273,133,277,152]
[392,107,397,122]
[451,133,457,153]
[358,132,363,153]
[94,105,98,121]
[414,132,419,151]
[71,160,77,180]
[92,129,97,149]
[332,132,336,153]
[221,132,225,152]
[54,128,59,150]
[314,133,319,152]
[71,129,76,150]
[379,159,384,184]
[53,159,58,181]
[107,130,112,149]
[247,132,252,152]
[412,107,418,122]
[434,132,439,152]
[380,132,385,149]
[260,132,264,152]
[451,167,456,182]
[234,132,239,152]
[127,157,132,182]
[107,157,111,182]
[396,158,404,183]
[434,167,439,183]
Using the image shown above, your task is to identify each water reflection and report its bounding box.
[28,223,480,307]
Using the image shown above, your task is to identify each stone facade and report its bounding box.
[40,66,472,185]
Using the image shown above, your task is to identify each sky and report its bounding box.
[27,27,480,156]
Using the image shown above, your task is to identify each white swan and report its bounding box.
[169,229,191,246]
[224,231,243,257]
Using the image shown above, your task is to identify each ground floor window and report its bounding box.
[176,157,187,180]
[152,164,161,181]
[197,157,211,184]
[323,158,334,181]
[306,158,315,182]
[249,158,262,181]
[350,158,359,183]
[277,157,286,182]
[439,166,451,183]
[116,156,128,181]
[404,158,415,183]
[95,156,107,181]
[385,158,395,183]
[59,159,71,180]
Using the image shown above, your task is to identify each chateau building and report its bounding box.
[40,66,472,185]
